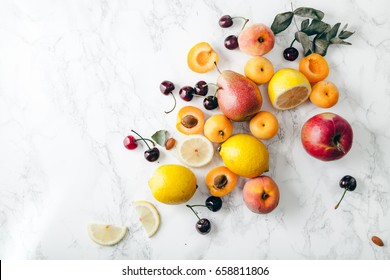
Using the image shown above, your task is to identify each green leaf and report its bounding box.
[294,7,324,20]
[326,23,341,41]
[301,19,310,30]
[270,11,294,34]
[301,19,330,36]
[338,30,354,40]
[314,38,330,56]
[295,31,312,56]
[151,130,167,146]
[330,38,352,45]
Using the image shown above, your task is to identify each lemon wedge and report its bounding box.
[268,68,311,110]
[176,134,214,167]
[133,200,160,237]
[87,223,127,246]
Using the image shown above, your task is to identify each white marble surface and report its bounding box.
[0,0,389,260]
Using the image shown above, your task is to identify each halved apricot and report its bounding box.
[187,42,218,73]
[176,106,205,135]
[205,166,238,197]
[299,53,329,83]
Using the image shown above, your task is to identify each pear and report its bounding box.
[216,69,262,122]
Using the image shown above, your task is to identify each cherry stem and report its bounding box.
[240,18,249,32]
[214,61,221,74]
[135,138,155,146]
[131,130,154,150]
[186,205,201,220]
[290,39,296,47]
[187,204,207,208]
[164,92,176,114]
[335,189,348,209]
[232,16,248,21]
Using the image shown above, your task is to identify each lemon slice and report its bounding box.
[268,68,311,110]
[133,200,160,237]
[176,134,214,167]
[87,224,127,246]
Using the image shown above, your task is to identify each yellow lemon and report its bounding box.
[268,68,311,110]
[148,164,197,204]
[219,134,269,178]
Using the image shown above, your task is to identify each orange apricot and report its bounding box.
[205,166,238,197]
[176,106,205,135]
[187,42,218,73]
[249,111,279,140]
[299,53,329,83]
[204,114,233,143]
[309,81,339,108]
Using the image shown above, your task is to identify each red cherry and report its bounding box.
[123,135,138,150]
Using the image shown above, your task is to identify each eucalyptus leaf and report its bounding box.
[338,30,354,39]
[330,37,352,45]
[314,38,330,56]
[151,130,167,146]
[301,19,310,30]
[301,19,330,36]
[341,23,348,32]
[270,11,294,34]
[294,7,324,20]
[295,31,312,56]
[326,23,341,41]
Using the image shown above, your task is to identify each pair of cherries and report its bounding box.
[187,196,223,235]
[218,15,249,50]
[123,130,159,162]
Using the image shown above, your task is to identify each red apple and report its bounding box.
[243,176,280,214]
[301,112,353,161]
[238,23,275,56]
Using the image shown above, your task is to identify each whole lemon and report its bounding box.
[148,164,197,204]
[219,134,269,178]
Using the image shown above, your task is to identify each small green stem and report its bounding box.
[335,189,348,209]
[186,205,201,220]
[240,18,249,32]
[214,61,221,74]
[164,92,176,114]
[131,130,154,150]
[188,204,207,208]
[232,16,248,21]
[290,3,300,32]
[135,138,155,146]
[290,38,296,47]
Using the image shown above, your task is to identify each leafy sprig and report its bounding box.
[271,7,354,56]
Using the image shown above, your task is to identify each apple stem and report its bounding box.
[131,130,154,150]
[214,61,222,74]
[336,142,346,154]
[186,205,201,220]
[335,189,348,209]
[164,92,177,114]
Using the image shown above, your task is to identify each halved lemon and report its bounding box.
[133,200,160,237]
[268,68,311,110]
[176,134,214,167]
[87,223,127,246]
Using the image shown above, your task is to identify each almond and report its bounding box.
[165,138,176,150]
[371,236,384,247]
